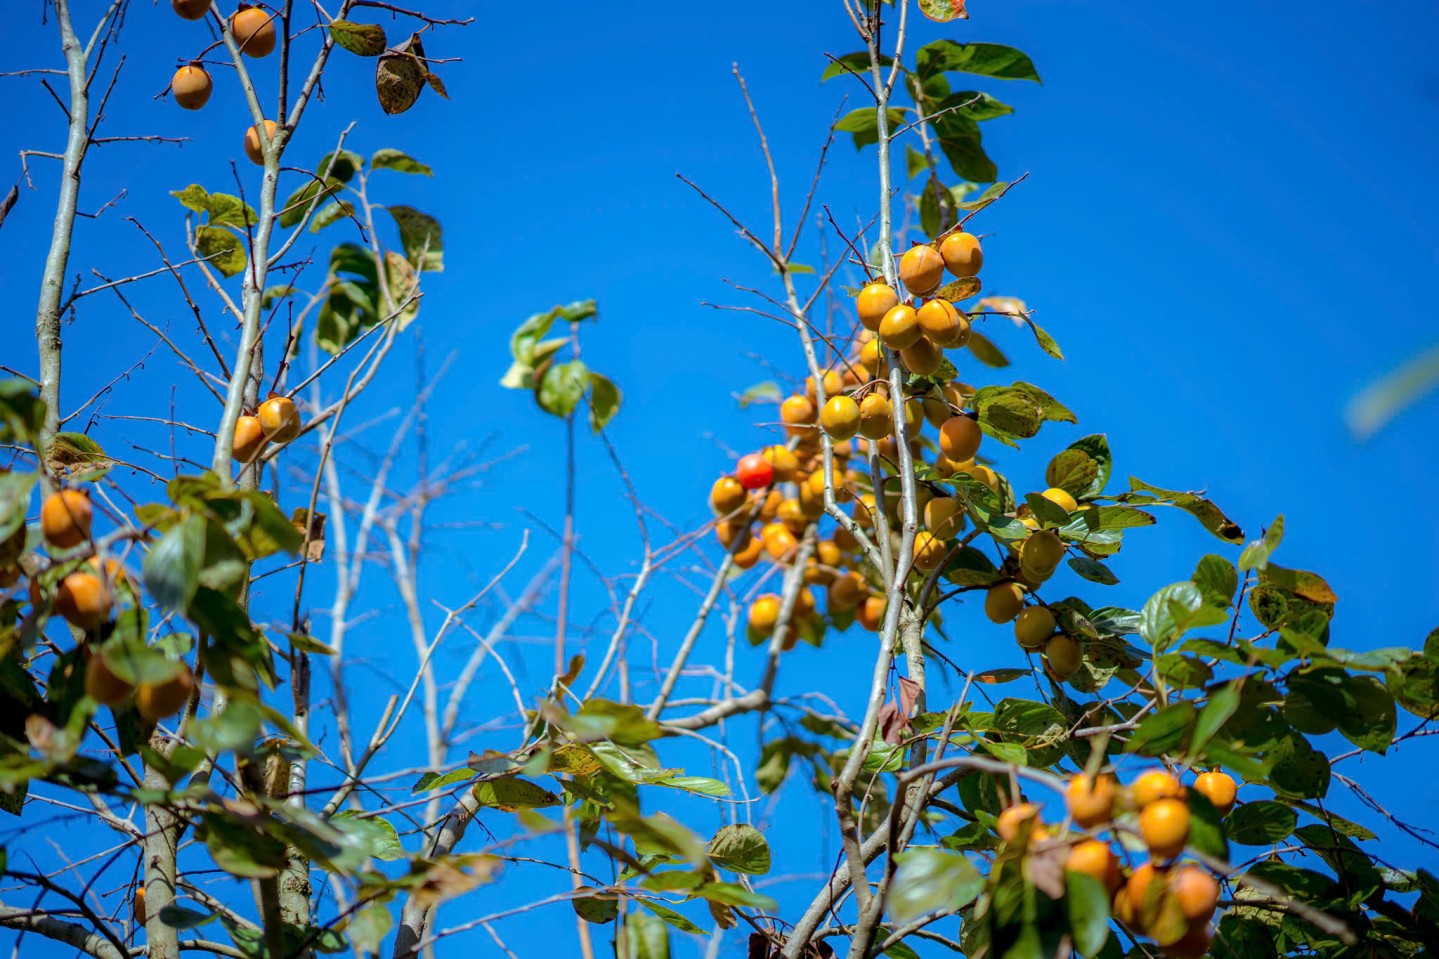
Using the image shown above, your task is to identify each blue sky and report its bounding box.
[3,0,1438,954]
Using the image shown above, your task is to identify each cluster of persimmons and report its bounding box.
[4,395,301,722]
[1017,767,1239,956]
[705,229,1235,953]
[708,231,1083,675]
[166,2,284,165]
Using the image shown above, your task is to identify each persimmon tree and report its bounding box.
[4,1,1439,959]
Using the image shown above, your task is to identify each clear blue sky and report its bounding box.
[2,0,1438,954]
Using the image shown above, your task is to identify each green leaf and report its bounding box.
[411,767,476,793]
[331,811,404,861]
[370,147,432,175]
[889,848,983,921]
[157,905,213,930]
[965,329,1010,368]
[1191,683,1240,757]
[1127,478,1244,543]
[932,113,997,183]
[836,107,909,149]
[1068,555,1118,585]
[1193,554,1238,608]
[937,91,1013,122]
[386,205,443,271]
[309,201,354,232]
[0,380,46,445]
[538,360,590,419]
[1226,801,1296,846]
[329,19,387,56]
[472,777,560,810]
[652,776,729,797]
[171,184,212,214]
[279,178,343,228]
[1269,733,1330,799]
[691,881,777,910]
[194,226,246,278]
[588,372,621,432]
[1186,788,1229,862]
[627,898,670,950]
[317,149,364,183]
[1066,871,1111,956]
[206,193,258,229]
[639,900,704,935]
[707,823,770,875]
[143,514,205,612]
[347,904,392,954]
[572,887,619,925]
[819,51,895,83]
[0,471,36,541]
[915,41,1041,83]
[1239,515,1284,571]
[1139,581,1228,653]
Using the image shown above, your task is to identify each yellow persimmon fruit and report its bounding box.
[710,476,747,516]
[85,653,132,706]
[916,298,970,348]
[924,496,965,539]
[1044,633,1083,677]
[1169,865,1219,922]
[912,531,946,572]
[939,231,983,277]
[136,664,195,722]
[1066,839,1122,893]
[1139,798,1191,860]
[1132,770,1186,809]
[1041,486,1079,513]
[763,445,799,483]
[858,393,893,441]
[243,119,280,165]
[1020,529,1065,579]
[1193,770,1237,814]
[984,582,1026,624]
[878,304,922,350]
[899,245,945,295]
[230,5,277,57]
[821,395,861,441]
[715,518,751,551]
[55,572,112,631]
[41,489,93,549]
[258,395,301,443]
[749,594,782,636]
[760,522,798,561]
[899,336,944,376]
[1014,605,1055,650]
[829,571,866,609]
[855,594,886,631]
[856,282,899,331]
[172,0,211,18]
[732,535,763,569]
[232,414,266,462]
[938,415,982,462]
[1065,773,1117,828]
[172,64,213,110]
[996,802,1048,843]
[780,394,816,432]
